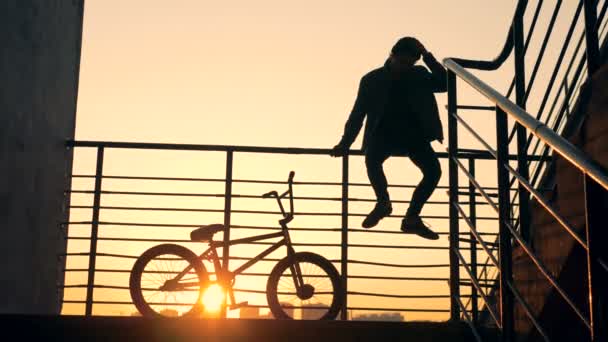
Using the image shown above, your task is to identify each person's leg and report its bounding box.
[401,142,441,240]
[406,142,442,217]
[362,145,392,228]
[365,148,392,205]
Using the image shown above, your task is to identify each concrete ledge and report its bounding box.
[0,315,496,341]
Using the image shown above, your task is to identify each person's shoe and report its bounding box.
[362,202,392,229]
[400,215,440,240]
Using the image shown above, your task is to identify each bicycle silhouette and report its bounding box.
[129,171,343,319]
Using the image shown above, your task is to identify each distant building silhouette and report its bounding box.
[279,302,295,318]
[352,312,404,322]
[301,303,329,320]
[159,308,179,317]
[239,306,260,319]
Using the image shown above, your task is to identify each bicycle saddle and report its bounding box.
[190,224,224,242]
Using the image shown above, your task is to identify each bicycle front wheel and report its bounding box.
[266,252,342,320]
[129,244,208,317]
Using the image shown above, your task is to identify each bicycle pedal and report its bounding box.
[228,301,249,310]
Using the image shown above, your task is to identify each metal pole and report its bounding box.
[584,175,606,341]
[583,0,601,75]
[447,70,461,320]
[222,149,233,317]
[582,2,602,338]
[468,158,479,325]
[496,107,514,341]
[85,146,104,316]
[513,7,532,245]
[340,154,349,320]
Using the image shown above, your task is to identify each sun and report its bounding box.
[201,284,225,313]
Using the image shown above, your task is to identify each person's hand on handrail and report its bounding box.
[330,143,348,157]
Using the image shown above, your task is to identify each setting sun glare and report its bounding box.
[202,284,225,314]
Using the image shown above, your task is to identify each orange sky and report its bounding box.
[64,0,587,321]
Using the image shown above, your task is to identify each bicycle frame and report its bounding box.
[170,171,304,308]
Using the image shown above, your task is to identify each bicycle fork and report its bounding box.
[286,245,311,300]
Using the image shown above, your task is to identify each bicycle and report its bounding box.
[129,171,343,319]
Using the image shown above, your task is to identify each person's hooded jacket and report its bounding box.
[337,53,447,152]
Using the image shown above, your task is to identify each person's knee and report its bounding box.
[426,162,442,183]
[365,155,381,170]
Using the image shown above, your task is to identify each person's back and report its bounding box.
[331,37,447,240]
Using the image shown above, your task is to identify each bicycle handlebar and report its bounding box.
[261,171,295,221]
[288,171,295,184]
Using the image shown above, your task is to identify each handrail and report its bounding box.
[450,0,528,70]
[443,58,608,191]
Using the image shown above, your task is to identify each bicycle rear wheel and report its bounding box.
[266,252,342,320]
[129,244,208,317]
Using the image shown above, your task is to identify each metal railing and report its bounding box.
[444,0,608,340]
[61,141,529,320]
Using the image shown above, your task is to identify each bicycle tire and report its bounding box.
[129,244,208,317]
[266,252,342,320]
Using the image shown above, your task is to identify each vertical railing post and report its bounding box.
[583,1,602,339]
[447,70,461,320]
[85,146,104,316]
[496,107,514,341]
[584,175,605,341]
[583,0,600,75]
[340,154,349,320]
[513,7,532,244]
[468,157,479,325]
[221,149,234,318]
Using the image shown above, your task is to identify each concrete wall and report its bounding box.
[0,1,84,314]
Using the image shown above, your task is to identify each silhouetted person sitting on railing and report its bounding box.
[331,37,446,240]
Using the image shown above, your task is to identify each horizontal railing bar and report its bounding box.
[457,191,500,198]
[503,163,588,250]
[62,299,450,313]
[456,105,496,111]
[347,228,497,235]
[64,237,463,250]
[349,260,446,268]
[458,281,497,288]
[505,280,551,342]
[66,189,518,203]
[64,221,340,232]
[66,189,458,205]
[61,283,473,301]
[444,58,608,191]
[67,139,533,161]
[60,252,495,269]
[503,220,591,329]
[347,291,449,299]
[453,248,502,328]
[348,275,449,281]
[62,268,449,281]
[68,205,498,221]
[453,204,500,269]
[70,174,470,191]
[62,222,499,236]
[59,252,296,263]
[346,307,450,312]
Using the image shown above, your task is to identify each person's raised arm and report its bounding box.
[331,77,368,157]
[416,41,447,93]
